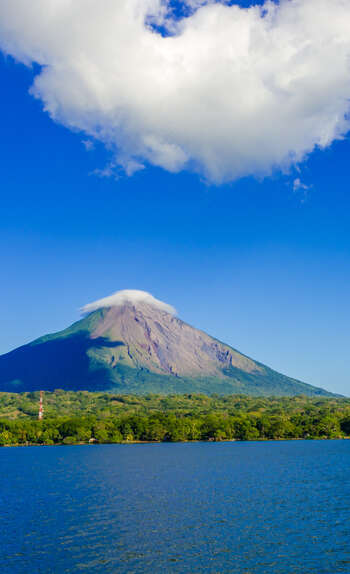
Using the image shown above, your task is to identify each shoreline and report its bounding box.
[1,436,349,448]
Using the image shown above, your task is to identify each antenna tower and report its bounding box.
[38,390,44,420]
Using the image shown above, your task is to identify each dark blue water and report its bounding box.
[0,441,349,573]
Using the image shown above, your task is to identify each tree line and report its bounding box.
[1,391,350,446]
[1,410,350,446]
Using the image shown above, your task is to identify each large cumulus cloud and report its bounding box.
[1,0,350,183]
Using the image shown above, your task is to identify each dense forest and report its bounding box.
[0,391,349,446]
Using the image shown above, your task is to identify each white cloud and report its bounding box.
[82,139,94,151]
[81,289,176,315]
[293,177,310,192]
[293,176,311,202]
[1,0,350,183]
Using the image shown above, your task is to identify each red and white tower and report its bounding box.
[38,390,44,420]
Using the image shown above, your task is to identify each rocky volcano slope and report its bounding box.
[0,292,333,396]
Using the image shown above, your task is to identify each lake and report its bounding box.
[0,440,349,573]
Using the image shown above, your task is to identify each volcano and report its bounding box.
[0,290,333,396]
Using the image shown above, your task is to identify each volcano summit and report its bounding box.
[0,290,332,396]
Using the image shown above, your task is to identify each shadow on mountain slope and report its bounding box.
[0,332,122,392]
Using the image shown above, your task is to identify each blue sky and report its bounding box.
[0,0,349,395]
